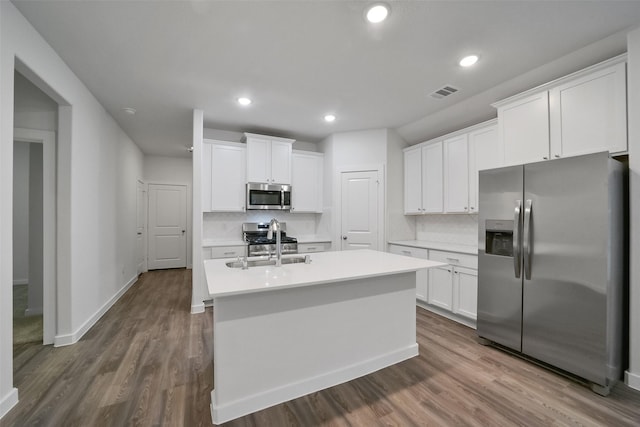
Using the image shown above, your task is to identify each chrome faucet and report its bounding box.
[266,218,282,267]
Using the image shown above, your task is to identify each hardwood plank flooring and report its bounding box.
[2,269,639,426]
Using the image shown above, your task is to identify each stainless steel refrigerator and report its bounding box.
[477,151,625,395]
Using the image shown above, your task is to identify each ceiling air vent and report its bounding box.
[430,85,459,100]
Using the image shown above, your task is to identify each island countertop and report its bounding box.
[204,249,446,298]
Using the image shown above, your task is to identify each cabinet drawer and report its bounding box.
[298,242,330,253]
[389,245,429,259]
[429,250,477,269]
[208,246,247,259]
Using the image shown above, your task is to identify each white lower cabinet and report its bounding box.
[428,266,453,310]
[388,244,429,301]
[427,250,478,323]
[453,266,478,319]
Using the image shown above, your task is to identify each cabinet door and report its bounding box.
[246,137,271,183]
[499,91,550,165]
[468,124,500,214]
[202,142,213,211]
[211,144,246,212]
[428,266,453,310]
[404,146,423,214]
[389,245,429,301]
[444,135,469,213]
[291,152,323,213]
[423,142,443,213]
[270,140,293,184]
[549,62,627,158]
[454,266,478,320]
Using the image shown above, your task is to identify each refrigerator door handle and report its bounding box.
[523,199,533,280]
[513,200,522,278]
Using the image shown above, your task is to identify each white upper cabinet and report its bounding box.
[444,134,469,213]
[245,133,294,184]
[423,142,444,213]
[291,151,323,213]
[498,91,550,165]
[202,140,246,212]
[404,121,498,215]
[549,61,627,158]
[404,146,423,214]
[494,55,627,166]
[468,124,500,213]
[403,142,442,214]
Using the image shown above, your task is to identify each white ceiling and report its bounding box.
[11,1,640,158]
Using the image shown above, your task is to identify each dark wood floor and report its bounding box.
[3,269,640,426]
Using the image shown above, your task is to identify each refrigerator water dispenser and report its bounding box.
[485,219,514,257]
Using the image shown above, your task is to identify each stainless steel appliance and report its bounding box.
[477,151,624,395]
[243,222,298,256]
[246,183,291,210]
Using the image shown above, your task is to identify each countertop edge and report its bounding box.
[387,240,477,255]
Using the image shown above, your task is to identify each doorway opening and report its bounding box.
[12,70,59,364]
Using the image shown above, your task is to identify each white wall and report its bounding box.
[319,128,389,249]
[1,2,144,417]
[144,155,193,267]
[626,27,640,391]
[14,71,57,131]
[12,142,29,285]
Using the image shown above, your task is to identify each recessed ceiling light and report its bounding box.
[365,3,390,23]
[237,97,252,106]
[122,107,136,115]
[324,114,336,123]
[459,55,479,67]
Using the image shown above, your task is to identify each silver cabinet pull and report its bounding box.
[446,257,459,263]
[523,199,533,280]
[514,200,522,279]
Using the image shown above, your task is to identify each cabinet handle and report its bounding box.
[543,156,548,160]
[307,247,316,251]
[446,257,459,263]
[554,154,560,158]
[401,250,411,256]
[224,251,235,255]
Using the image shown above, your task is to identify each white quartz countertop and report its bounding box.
[387,240,478,255]
[202,239,247,248]
[296,235,332,244]
[205,249,446,298]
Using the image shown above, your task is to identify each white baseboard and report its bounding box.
[24,307,43,316]
[0,388,18,419]
[625,370,640,391]
[211,344,418,424]
[53,274,139,347]
[12,279,28,286]
[191,302,205,314]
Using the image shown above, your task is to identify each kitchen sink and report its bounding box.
[225,256,308,269]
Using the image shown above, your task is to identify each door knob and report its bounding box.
[342,236,348,240]
[182,230,186,233]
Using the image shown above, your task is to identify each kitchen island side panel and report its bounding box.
[211,272,418,424]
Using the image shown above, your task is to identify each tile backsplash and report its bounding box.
[203,211,323,241]
[415,214,479,246]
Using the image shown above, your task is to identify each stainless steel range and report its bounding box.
[243,222,298,257]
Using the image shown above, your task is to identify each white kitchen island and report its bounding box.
[204,249,445,425]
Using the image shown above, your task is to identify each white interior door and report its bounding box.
[340,170,379,251]
[136,180,147,274]
[148,184,187,270]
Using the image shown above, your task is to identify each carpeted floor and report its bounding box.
[13,284,43,348]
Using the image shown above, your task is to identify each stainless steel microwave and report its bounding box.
[246,183,291,210]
